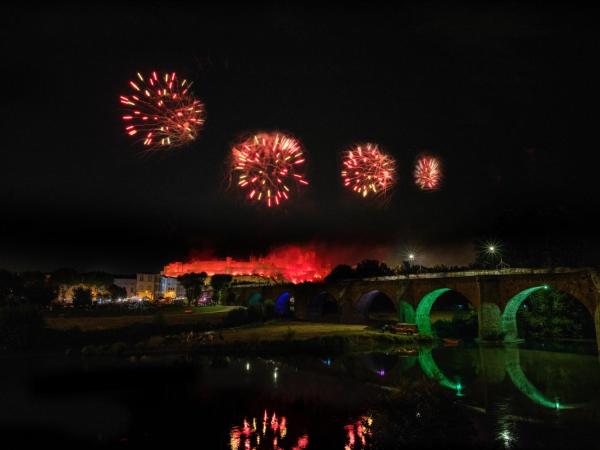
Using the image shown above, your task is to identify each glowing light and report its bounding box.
[341,143,396,198]
[120,70,205,150]
[414,155,442,191]
[164,244,332,283]
[344,416,373,449]
[231,132,308,207]
[230,410,299,450]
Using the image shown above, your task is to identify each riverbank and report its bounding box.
[45,305,238,331]
[76,321,433,357]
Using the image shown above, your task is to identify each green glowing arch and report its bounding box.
[397,301,415,323]
[504,346,578,410]
[415,288,451,335]
[418,347,462,393]
[501,286,547,341]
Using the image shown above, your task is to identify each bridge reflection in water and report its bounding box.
[416,345,588,410]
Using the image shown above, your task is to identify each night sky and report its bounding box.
[1,2,599,273]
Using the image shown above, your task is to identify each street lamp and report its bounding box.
[484,241,509,269]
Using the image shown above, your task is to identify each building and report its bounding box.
[159,276,186,300]
[114,275,137,298]
[136,273,161,300]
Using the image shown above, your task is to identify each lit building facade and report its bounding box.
[136,273,161,300]
[114,276,137,298]
[159,276,186,300]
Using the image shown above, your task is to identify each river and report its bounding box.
[1,342,599,448]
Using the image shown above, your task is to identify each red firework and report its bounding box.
[120,71,205,149]
[341,143,396,198]
[231,132,308,207]
[414,155,442,191]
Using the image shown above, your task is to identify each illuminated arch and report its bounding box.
[417,347,462,394]
[275,292,292,316]
[415,288,451,335]
[397,301,415,323]
[502,285,596,343]
[356,290,395,319]
[308,291,339,320]
[501,286,547,341]
[504,346,580,410]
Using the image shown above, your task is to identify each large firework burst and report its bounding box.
[231,132,308,207]
[414,155,442,191]
[120,71,205,149]
[341,143,396,198]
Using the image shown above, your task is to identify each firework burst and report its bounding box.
[231,132,308,207]
[120,71,205,149]
[341,143,396,198]
[414,155,442,191]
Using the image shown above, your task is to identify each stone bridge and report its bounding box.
[224,267,600,350]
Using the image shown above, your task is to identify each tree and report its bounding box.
[72,287,93,309]
[108,284,127,301]
[517,290,595,339]
[177,272,207,306]
[50,268,80,285]
[0,270,23,306]
[210,274,233,304]
[324,264,355,282]
[23,281,57,308]
[355,259,393,278]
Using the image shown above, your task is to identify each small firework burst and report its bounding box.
[231,132,308,207]
[120,71,205,150]
[414,155,442,191]
[341,143,396,198]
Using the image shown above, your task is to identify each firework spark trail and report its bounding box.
[120,71,205,149]
[341,143,396,198]
[231,132,308,207]
[414,155,442,191]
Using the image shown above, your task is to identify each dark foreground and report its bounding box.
[1,342,599,449]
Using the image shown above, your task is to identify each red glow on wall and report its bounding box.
[164,245,333,283]
[164,243,395,284]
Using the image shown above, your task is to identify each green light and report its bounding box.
[505,347,572,410]
[501,286,547,341]
[418,348,461,391]
[415,288,451,335]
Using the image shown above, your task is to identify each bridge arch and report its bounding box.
[415,288,475,336]
[275,291,293,317]
[307,291,339,320]
[502,285,596,342]
[397,300,415,323]
[356,290,396,321]
[247,292,263,307]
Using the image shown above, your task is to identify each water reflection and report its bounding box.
[344,415,373,450]
[223,343,599,448]
[230,410,306,450]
